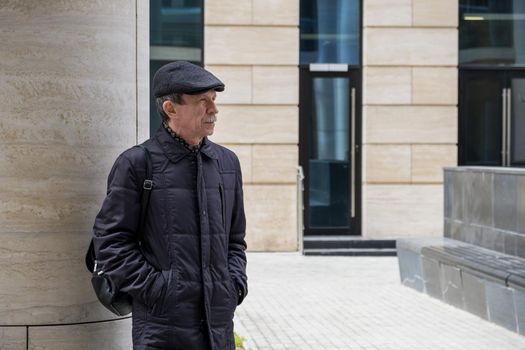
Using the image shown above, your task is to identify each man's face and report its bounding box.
[168,90,218,144]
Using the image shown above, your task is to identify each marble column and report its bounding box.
[0,1,149,348]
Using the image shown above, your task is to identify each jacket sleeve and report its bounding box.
[92,151,165,308]
[228,155,248,305]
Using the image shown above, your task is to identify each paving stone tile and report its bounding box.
[233,253,525,350]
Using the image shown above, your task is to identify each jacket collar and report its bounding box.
[200,137,218,159]
[154,127,218,163]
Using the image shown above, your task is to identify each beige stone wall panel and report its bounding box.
[0,173,110,235]
[364,184,443,238]
[207,66,252,104]
[0,1,131,16]
[0,96,136,147]
[0,3,137,148]
[366,28,458,66]
[364,67,412,105]
[211,105,299,144]
[412,145,458,183]
[413,0,459,27]
[252,0,299,25]
[205,26,299,65]
[364,145,411,183]
[412,67,458,105]
[364,0,412,27]
[0,327,26,350]
[0,18,134,82]
[361,105,369,146]
[0,231,117,325]
[365,106,457,144]
[205,0,252,25]
[0,144,120,180]
[244,185,297,251]
[0,184,103,235]
[362,0,458,240]
[222,144,253,183]
[28,318,132,350]
[252,66,299,104]
[252,145,298,183]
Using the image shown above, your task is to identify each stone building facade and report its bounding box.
[3,0,523,347]
[203,0,459,250]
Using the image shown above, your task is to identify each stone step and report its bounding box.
[304,248,397,257]
[304,235,396,250]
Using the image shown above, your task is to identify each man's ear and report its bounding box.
[163,100,177,119]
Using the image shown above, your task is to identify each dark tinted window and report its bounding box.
[460,0,525,66]
[150,0,203,135]
[150,0,203,52]
[300,0,360,65]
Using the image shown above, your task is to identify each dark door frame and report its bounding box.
[299,66,362,236]
[459,67,525,167]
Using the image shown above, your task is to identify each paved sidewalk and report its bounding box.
[233,252,525,350]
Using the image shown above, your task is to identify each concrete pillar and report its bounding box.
[0,1,149,348]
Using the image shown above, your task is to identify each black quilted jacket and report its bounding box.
[93,127,247,350]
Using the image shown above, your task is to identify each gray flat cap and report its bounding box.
[152,61,225,97]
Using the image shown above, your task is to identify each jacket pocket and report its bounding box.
[227,272,240,307]
[150,269,172,317]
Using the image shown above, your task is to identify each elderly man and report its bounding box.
[93,61,247,350]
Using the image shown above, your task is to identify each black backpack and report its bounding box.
[85,145,153,316]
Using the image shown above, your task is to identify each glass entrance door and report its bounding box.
[459,70,525,167]
[300,69,361,235]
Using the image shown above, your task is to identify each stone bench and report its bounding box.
[423,243,525,290]
[398,167,525,335]
[398,237,525,335]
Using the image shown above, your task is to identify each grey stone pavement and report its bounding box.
[233,252,525,350]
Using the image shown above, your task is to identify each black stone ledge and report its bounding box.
[304,248,397,257]
[303,236,396,250]
[421,244,525,293]
[444,166,525,176]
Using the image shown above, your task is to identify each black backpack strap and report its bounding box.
[86,145,153,273]
[137,145,153,243]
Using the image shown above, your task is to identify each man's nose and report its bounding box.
[210,101,219,114]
